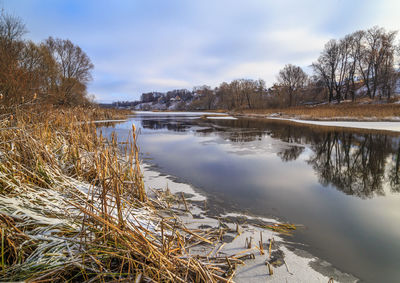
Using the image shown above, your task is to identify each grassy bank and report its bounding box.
[235,101,400,121]
[0,106,241,282]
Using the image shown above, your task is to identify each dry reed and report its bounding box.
[238,101,400,121]
[0,105,239,282]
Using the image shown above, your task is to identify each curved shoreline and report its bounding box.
[141,162,358,282]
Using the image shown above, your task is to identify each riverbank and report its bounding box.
[0,107,354,282]
[121,110,400,282]
[229,102,400,133]
[141,162,358,282]
[0,107,240,281]
[233,102,400,122]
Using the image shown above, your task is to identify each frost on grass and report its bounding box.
[0,177,157,282]
[1,108,267,282]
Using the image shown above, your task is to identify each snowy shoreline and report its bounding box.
[235,113,400,133]
[271,117,400,132]
[141,162,358,282]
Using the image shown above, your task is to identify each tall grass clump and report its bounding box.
[0,104,236,282]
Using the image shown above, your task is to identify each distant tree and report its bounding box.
[312,40,340,103]
[312,38,354,103]
[346,31,364,101]
[141,92,155,103]
[212,79,266,110]
[215,82,234,109]
[335,38,352,101]
[277,64,308,106]
[240,79,265,109]
[357,26,397,99]
[0,11,27,42]
[376,29,398,99]
[192,85,215,109]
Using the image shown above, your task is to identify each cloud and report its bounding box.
[264,28,330,64]
[3,0,399,102]
[143,78,191,89]
[222,61,283,83]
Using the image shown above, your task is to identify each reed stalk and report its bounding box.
[0,104,241,282]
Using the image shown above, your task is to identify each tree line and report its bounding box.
[132,26,399,111]
[2,7,399,110]
[312,26,399,103]
[0,9,94,108]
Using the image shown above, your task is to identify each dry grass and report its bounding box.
[0,105,240,282]
[237,101,400,120]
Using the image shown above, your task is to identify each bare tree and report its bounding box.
[277,64,308,106]
[312,40,343,103]
[0,10,27,42]
[0,8,95,107]
[18,41,58,98]
[377,30,397,99]
[192,85,215,109]
[0,11,27,105]
[215,82,234,109]
[335,37,352,101]
[312,38,354,103]
[45,37,93,83]
[346,31,364,101]
[45,37,94,105]
[357,27,397,99]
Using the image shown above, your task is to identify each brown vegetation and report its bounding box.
[0,9,254,281]
[0,10,94,108]
[0,104,251,282]
[237,101,400,120]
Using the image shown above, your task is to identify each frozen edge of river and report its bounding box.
[236,113,400,133]
[273,117,400,133]
[141,162,358,283]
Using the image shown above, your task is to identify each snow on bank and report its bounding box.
[140,162,357,282]
[206,116,238,120]
[134,111,228,116]
[269,117,400,133]
[141,163,206,201]
[222,212,280,224]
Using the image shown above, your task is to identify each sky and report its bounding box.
[2,0,400,102]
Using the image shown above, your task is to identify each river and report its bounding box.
[102,111,400,283]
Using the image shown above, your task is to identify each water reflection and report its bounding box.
[308,132,396,198]
[141,119,191,132]
[278,145,305,162]
[138,116,400,199]
[104,114,400,282]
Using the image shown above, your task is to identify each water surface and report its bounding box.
[102,112,400,283]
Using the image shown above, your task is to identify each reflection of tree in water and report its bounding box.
[306,132,397,198]
[224,130,264,142]
[140,116,400,198]
[278,145,305,162]
[194,119,266,142]
[141,119,190,132]
[388,144,400,193]
[203,119,305,143]
[208,119,400,198]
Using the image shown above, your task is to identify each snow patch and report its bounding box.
[206,116,238,120]
[141,163,206,201]
[270,117,400,132]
